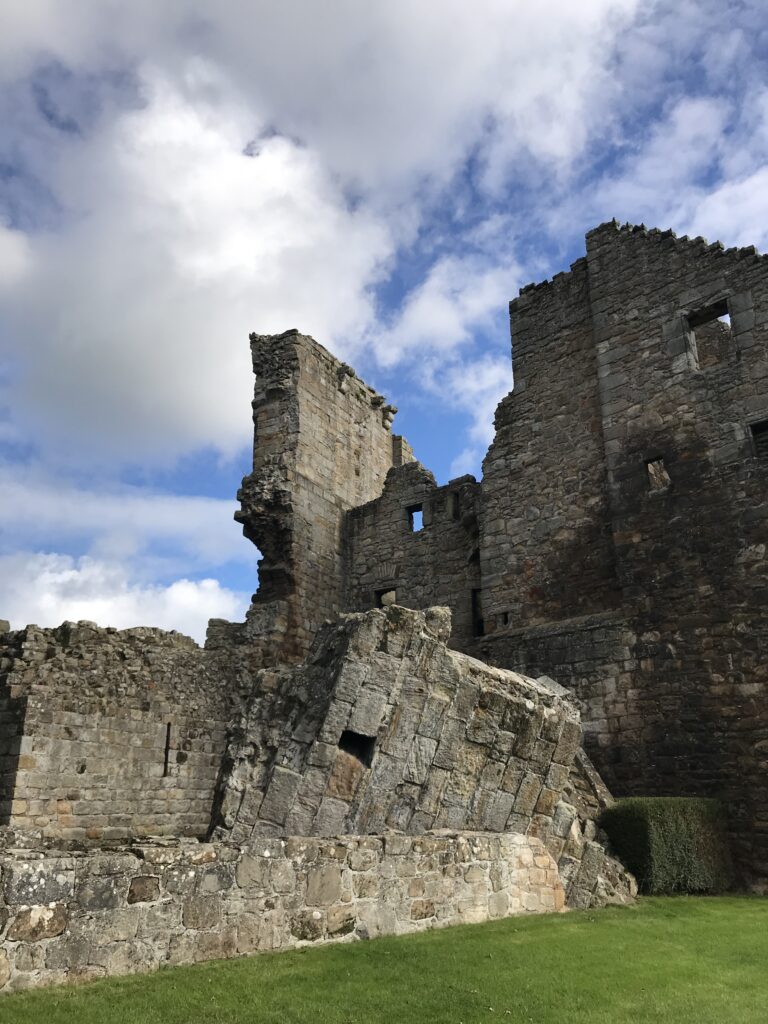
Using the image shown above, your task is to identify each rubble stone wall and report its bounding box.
[0,832,566,993]
[0,623,232,841]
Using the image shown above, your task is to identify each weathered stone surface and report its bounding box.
[182,897,221,930]
[8,904,68,942]
[127,876,160,904]
[219,604,593,875]
[305,864,342,906]
[0,832,583,992]
[3,861,74,904]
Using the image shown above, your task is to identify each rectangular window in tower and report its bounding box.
[408,505,424,531]
[686,298,732,368]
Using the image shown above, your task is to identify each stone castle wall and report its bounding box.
[344,464,483,645]
[0,623,233,841]
[0,832,569,993]
[479,224,768,878]
[481,256,622,631]
[330,223,768,881]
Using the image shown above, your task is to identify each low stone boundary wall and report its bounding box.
[0,831,564,992]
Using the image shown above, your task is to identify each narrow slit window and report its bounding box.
[450,492,461,520]
[338,729,376,768]
[750,420,768,460]
[646,457,671,492]
[501,611,510,627]
[471,589,485,637]
[163,722,172,777]
[375,588,397,608]
[408,504,424,532]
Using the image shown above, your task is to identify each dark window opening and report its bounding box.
[686,298,732,369]
[501,611,510,626]
[339,729,376,768]
[408,504,423,531]
[163,722,172,777]
[469,548,480,564]
[750,420,768,460]
[471,589,485,637]
[646,457,671,492]
[450,492,461,520]
[375,588,397,607]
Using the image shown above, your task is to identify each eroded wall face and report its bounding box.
[237,330,406,662]
[344,464,482,646]
[0,623,232,841]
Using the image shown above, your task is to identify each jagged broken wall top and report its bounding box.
[236,329,413,661]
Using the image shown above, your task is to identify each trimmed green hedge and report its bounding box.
[600,797,734,895]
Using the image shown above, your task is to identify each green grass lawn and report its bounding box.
[1,897,765,1024]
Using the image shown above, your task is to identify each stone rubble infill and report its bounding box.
[0,832,565,993]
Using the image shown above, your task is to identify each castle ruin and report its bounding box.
[0,219,765,989]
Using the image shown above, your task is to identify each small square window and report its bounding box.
[750,420,768,460]
[407,504,423,531]
[646,458,671,492]
[338,729,376,768]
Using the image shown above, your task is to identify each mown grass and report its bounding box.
[1,897,766,1024]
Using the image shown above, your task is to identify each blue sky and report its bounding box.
[1,1,767,640]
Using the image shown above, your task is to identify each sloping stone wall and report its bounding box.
[216,605,635,907]
[0,832,567,993]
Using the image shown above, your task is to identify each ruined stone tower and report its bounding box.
[0,219,765,991]
[234,222,768,881]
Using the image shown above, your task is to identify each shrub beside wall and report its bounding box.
[600,797,733,894]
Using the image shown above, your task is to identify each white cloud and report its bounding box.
[441,355,513,478]
[0,463,256,568]
[0,223,32,286]
[371,250,520,368]
[1,63,391,462]
[0,2,647,467]
[0,551,248,643]
[687,167,768,250]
